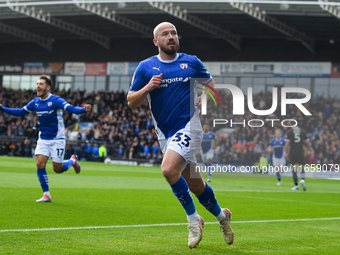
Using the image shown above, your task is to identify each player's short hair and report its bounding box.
[275,128,282,134]
[39,75,53,90]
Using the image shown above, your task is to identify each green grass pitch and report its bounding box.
[0,156,339,254]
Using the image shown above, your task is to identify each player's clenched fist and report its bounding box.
[146,73,163,92]
[84,104,91,112]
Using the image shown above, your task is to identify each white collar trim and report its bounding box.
[157,53,179,63]
[40,93,52,101]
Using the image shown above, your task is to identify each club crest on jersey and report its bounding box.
[48,102,52,107]
[180,63,188,70]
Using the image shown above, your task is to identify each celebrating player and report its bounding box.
[268,129,285,185]
[0,75,91,202]
[201,124,216,182]
[127,22,234,248]
[285,124,313,191]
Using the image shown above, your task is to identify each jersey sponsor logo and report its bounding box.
[161,76,191,84]
[48,102,52,107]
[36,110,55,116]
[158,76,191,88]
[180,63,188,70]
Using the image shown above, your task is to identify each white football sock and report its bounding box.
[216,209,226,222]
[187,211,200,222]
[43,191,51,197]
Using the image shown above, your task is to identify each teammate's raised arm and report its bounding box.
[62,97,91,114]
[65,104,91,114]
[0,105,29,116]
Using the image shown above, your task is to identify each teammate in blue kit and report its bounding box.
[0,75,91,202]
[201,124,216,182]
[127,22,234,248]
[268,129,285,185]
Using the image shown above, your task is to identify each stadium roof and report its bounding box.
[0,0,340,60]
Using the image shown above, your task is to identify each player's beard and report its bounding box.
[37,87,48,98]
[160,42,180,56]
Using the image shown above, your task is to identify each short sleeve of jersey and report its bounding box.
[269,140,274,147]
[129,62,147,93]
[194,57,212,82]
[24,99,36,112]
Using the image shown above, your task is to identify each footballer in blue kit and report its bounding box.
[268,129,286,185]
[127,22,234,249]
[0,75,91,202]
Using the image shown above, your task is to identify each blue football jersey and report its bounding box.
[201,131,216,153]
[270,138,285,158]
[129,53,211,139]
[24,94,70,140]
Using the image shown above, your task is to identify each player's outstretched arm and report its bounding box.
[127,74,162,109]
[65,104,91,114]
[0,104,28,116]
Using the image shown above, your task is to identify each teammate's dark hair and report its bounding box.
[39,75,53,90]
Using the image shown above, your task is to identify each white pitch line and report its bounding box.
[231,194,340,207]
[1,217,340,233]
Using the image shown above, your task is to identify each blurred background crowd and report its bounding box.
[1,88,339,166]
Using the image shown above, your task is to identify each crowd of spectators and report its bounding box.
[1,87,339,168]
